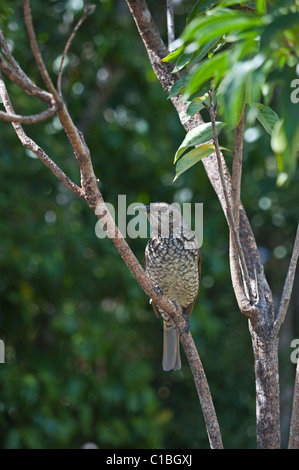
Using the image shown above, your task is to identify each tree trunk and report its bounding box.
[249,321,280,448]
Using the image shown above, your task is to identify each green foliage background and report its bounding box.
[0,0,298,449]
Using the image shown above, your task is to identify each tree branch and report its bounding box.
[272,223,299,337]
[0,28,39,85]
[204,90,257,315]
[0,105,58,124]
[124,0,268,317]
[125,0,283,448]
[22,0,60,100]
[166,0,175,50]
[231,107,245,227]
[289,355,299,449]
[0,52,54,106]
[57,3,96,95]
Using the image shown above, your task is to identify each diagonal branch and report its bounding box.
[203,90,257,315]
[0,52,54,106]
[0,28,39,85]
[22,0,60,100]
[272,222,299,337]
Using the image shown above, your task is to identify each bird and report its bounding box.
[136,202,201,371]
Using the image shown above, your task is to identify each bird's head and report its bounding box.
[135,202,198,245]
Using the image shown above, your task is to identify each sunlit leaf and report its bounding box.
[162,44,184,63]
[174,121,224,163]
[174,144,229,181]
[187,52,228,98]
[173,144,217,181]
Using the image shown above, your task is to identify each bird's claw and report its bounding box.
[155,285,164,297]
[179,310,190,337]
[171,301,190,336]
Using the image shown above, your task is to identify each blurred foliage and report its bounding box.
[164,0,299,184]
[0,0,298,450]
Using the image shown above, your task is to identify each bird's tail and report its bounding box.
[162,321,181,371]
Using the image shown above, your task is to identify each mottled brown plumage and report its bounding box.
[138,202,201,371]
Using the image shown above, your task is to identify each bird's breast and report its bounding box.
[145,236,199,308]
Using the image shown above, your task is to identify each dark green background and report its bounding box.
[0,0,298,449]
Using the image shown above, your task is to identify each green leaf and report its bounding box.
[188,36,222,65]
[187,52,228,98]
[172,51,194,73]
[169,75,189,99]
[186,96,208,119]
[173,144,217,181]
[174,143,230,181]
[162,44,184,63]
[249,103,279,135]
[187,0,221,24]
[217,54,264,127]
[256,0,266,14]
[183,11,264,48]
[174,121,224,163]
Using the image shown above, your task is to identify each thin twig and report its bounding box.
[22,0,59,100]
[0,52,53,105]
[0,105,58,124]
[205,88,256,310]
[166,0,175,50]
[229,106,256,314]
[0,28,37,85]
[57,3,96,95]
[231,106,245,227]
[272,222,299,337]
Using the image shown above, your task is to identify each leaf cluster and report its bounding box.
[164,0,299,184]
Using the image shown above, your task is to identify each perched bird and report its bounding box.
[137,202,201,371]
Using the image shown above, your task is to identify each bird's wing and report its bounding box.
[144,252,162,319]
[184,248,201,317]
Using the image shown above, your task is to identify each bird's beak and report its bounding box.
[134,204,150,213]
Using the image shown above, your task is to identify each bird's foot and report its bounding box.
[170,301,189,336]
[155,285,164,297]
[179,310,190,337]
